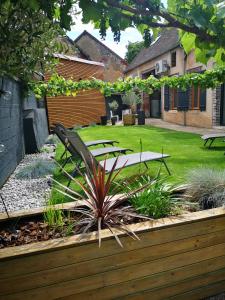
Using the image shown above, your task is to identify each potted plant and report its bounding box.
[122,91,143,125]
[109,100,119,125]
[100,115,108,125]
[138,110,145,125]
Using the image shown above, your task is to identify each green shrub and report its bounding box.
[186,168,225,209]
[16,159,56,180]
[130,176,185,219]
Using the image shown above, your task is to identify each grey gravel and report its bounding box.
[0,145,55,213]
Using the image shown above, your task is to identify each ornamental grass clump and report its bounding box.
[186,168,225,210]
[16,159,56,180]
[129,176,186,219]
[52,157,150,247]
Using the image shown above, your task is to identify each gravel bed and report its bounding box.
[0,145,55,213]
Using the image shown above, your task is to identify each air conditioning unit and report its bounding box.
[155,60,168,74]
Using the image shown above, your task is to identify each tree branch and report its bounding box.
[103,0,218,44]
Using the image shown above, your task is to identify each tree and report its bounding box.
[0,0,76,82]
[125,41,145,63]
[78,0,225,65]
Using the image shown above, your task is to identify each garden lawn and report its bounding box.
[51,125,225,203]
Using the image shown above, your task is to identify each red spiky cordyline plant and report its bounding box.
[53,156,150,247]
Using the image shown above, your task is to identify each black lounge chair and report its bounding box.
[63,129,171,186]
[201,133,225,148]
[52,124,132,169]
[53,123,118,148]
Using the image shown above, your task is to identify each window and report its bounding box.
[191,86,200,109]
[170,88,178,109]
[171,51,176,67]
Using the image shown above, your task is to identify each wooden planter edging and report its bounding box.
[1,207,225,299]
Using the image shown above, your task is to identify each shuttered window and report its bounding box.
[164,85,206,112]
[200,88,206,111]
[170,88,178,109]
[190,86,206,111]
[177,88,190,111]
[164,86,170,111]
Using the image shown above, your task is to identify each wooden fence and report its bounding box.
[46,55,106,128]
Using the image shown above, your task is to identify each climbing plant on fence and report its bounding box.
[30,67,225,98]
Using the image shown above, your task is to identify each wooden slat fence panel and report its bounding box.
[45,58,106,128]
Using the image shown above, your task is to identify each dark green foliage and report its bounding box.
[125,41,145,63]
[16,159,56,179]
[0,0,74,81]
[78,0,225,65]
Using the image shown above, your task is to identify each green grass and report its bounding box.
[52,125,225,203]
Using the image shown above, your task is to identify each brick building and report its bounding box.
[74,30,127,82]
[125,29,225,128]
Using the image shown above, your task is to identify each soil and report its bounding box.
[0,217,69,248]
[0,209,143,248]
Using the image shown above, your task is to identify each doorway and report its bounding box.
[150,89,161,118]
[142,69,161,118]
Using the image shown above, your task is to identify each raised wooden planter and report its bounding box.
[1,206,225,299]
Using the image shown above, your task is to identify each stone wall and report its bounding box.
[75,32,126,82]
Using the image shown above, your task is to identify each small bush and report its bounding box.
[40,146,52,153]
[45,134,60,145]
[186,168,225,209]
[130,176,184,219]
[16,159,56,180]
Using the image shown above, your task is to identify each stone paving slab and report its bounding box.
[145,118,225,135]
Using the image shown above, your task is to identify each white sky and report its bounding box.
[67,1,167,58]
[67,14,143,58]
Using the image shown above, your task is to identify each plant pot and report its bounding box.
[123,114,136,126]
[0,206,225,299]
[111,117,117,126]
[138,111,145,125]
[100,115,107,126]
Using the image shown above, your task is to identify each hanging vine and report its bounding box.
[30,67,225,99]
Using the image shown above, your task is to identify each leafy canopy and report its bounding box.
[0,0,76,82]
[78,0,225,65]
[125,41,145,63]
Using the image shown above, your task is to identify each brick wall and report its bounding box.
[212,86,221,126]
[46,58,106,128]
[75,34,126,82]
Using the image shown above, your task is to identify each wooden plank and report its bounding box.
[1,207,225,260]
[0,201,83,221]
[1,215,225,279]
[168,281,225,300]
[118,268,225,300]
[1,230,225,295]
[59,259,225,300]
[2,244,225,299]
